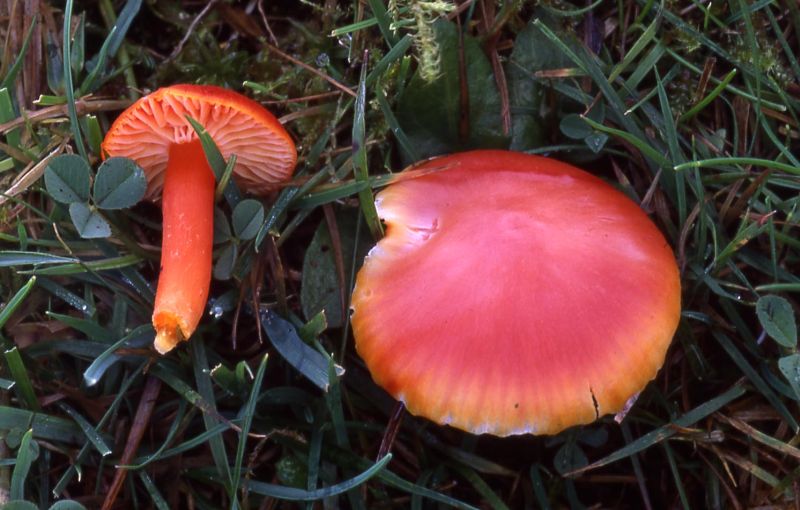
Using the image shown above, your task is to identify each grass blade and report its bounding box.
[231,354,268,502]
[529,464,552,510]
[186,115,242,206]
[20,254,141,276]
[138,471,170,510]
[366,0,398,47]
[452,465,510,510]
[245,454,391,500]
[63,0,87,161]
[3,347,40,411]
[190,340,232,489]
[10,429,35,500]
[117,400,187,470]
[56,403,112,457]
[353,52,383,240]
[0,252,77,266]
[82,325,152,386]
[712,331,798,431]
[568,383,746,475]
[0,276,37,329]
[675,157,800,176]
[1,18,38,90]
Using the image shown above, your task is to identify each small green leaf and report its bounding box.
[49,501,90,510]
[301,211,372,328]
[276,455,308,488]
[45,32,64,94]
[756,295,797,348]
[44,154,90,203]
[2,501,39,510]
[554,440,588,475]
[507,13,582,151]
[577,427,608,447]
[395,19,507,163]
[779,354,800,401]
[213,207,232,244]
[232,199,264,240]
[559,114,593,139]
[83,115,103,155]
[93,157,147,209]
[261,310,342,392]
[210,363,246,397]
[583,132,608,153]
[69,202,111,239]
[298,311,328,342]
[213,243,238,281]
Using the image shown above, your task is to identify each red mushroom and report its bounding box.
[102,84,296,354]
[350,150,681,436]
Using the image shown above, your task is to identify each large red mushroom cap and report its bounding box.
[350,150,681,436]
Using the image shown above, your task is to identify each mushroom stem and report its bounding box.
[152,139,216,354]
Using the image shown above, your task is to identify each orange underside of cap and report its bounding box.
[350,150,681,436]
[101,84,297,199]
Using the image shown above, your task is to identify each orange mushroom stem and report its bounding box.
[101,84,297,354]
[152,139,216,354]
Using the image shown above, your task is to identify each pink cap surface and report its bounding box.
[350,150,681,436]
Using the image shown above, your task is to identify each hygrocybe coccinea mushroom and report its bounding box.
[102,84,297,354]
[350,150,681,436]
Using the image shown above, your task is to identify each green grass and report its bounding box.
[0,0,799,508]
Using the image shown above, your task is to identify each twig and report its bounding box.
[263,90,342,105]
[168,0,219,62]
[263,42,356,98]
[323,204,347,324]
[257,0,279,45]
[456,15,470,142]
[479,0,511,136]
[446,0,477,20]
[102,376,162,510]
[0,98,132,135]
[278,104,331,124]
[377,402,405,460]
[0,139,67,206]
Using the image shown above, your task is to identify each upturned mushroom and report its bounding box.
[350,150,681,436]
[102,84,296,354]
